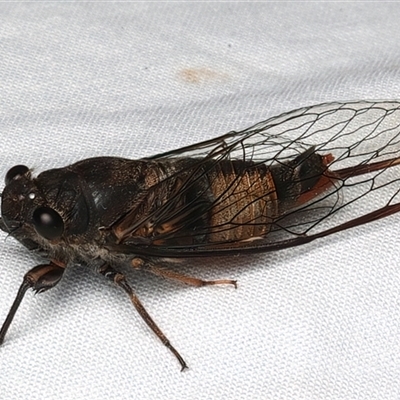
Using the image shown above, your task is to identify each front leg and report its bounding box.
[0,260,65,345]
[98,264,188,371]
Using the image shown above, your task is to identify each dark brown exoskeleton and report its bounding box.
[2,101,400,370]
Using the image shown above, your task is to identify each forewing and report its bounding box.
[110,101,400,257]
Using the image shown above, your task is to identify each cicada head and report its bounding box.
[1,164,92,252]
[1,165,45,247]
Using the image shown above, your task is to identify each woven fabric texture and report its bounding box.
[1,3,400,399]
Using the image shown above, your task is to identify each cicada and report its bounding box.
[1,100,400,370]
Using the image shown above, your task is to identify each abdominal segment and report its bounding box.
[205,147,335,243]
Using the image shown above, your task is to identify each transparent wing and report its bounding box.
[108,101,400,257]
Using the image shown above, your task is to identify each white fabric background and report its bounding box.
[1,3,400,399]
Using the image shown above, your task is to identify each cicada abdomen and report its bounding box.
[114,146,336,250]
[205,158,280,242]
[187,148,333,244]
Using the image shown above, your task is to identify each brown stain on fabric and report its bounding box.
[178,68,228,84]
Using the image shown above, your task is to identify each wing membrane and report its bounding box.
[108,101,400,257]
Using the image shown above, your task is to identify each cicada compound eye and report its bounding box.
[32,207,64,240]
[5,165,29,185]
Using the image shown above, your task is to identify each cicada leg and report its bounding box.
[98,264,188,371]
[132,257,237,288]
[0,261,65,345]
